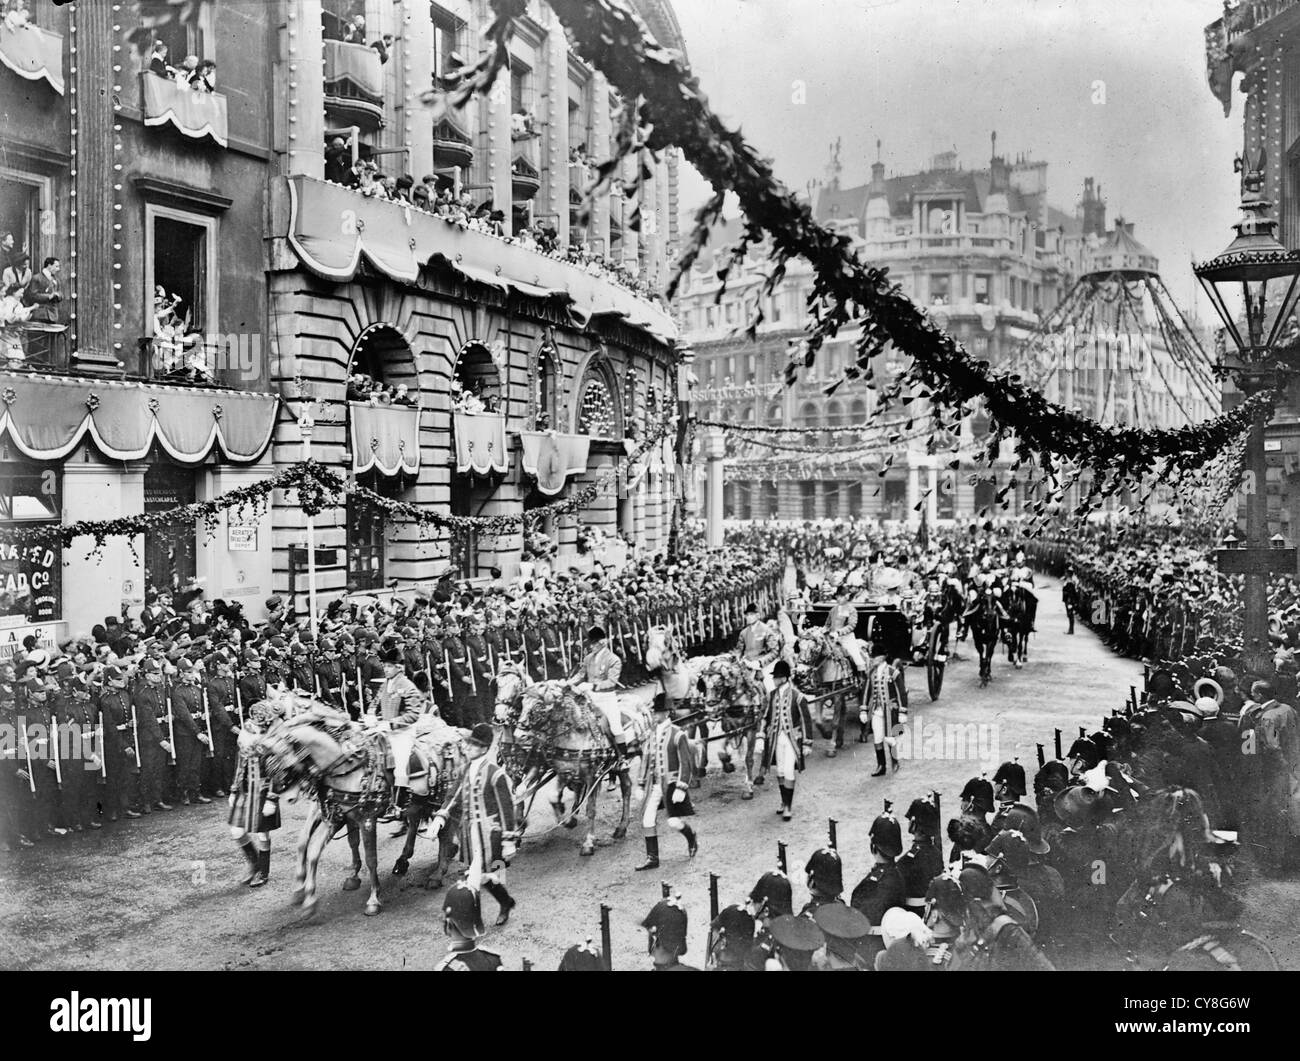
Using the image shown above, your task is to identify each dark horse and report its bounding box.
[965,590,1002,687]
[1003,585,1032,669]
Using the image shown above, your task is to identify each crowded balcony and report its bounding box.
[140,69,228,148]
[0,0,63,95]
[284,175,675,344]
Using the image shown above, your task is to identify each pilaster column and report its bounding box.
[282,0,325,179]
[400,0,435,181]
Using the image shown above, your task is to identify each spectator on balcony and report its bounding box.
[23,257,61,323]
[355,160,385,198]
[371,33,395,65]
[148,40,171,78]
[2,251,32,300]
[1,231,15,268]
[174,54,200,86]
[393,174,415,203]
[341,14,366,44]
[190,59,217,93]
[3,0,31,33]
[412,175,435,210]
[325,137,356,187]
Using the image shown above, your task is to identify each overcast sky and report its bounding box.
[671,0,1242,312]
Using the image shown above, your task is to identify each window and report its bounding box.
[0,170,50,271]
[145,205,218,337]
[800,482,817,520]
[974,275,991,305]
[725,301,736,324]
[706,306,717,329]
[144,463,196,599]
[929,274,951,305]
[347,479,399,591]
[568,77,591,151]
[725,355,736,380]
[510,60,534,117]
[431,5,462,83]
[742,353,755,379]
[146,1,208,68]
[0,464,61,622]
[577,373,618,438]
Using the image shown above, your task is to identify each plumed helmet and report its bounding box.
[443,882,485,937]
[748,870,793,918]
[906,797,941,838]
[804,846,843,896]
[960,776,995,815]
[641,898,688,956]
[557,940,605,971]
[869,811,903,859]
[1066,736,1102,769]
[992,760,1027,798]
[1033,761,1070,801]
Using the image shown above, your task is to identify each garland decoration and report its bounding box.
[453,0,1271,524]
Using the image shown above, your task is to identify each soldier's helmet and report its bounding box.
[641,898,688,957]
[710,904,756,959]
[747,870,793,919]
[557,939,605,971]
[443,882,485,938]
[906,797,941,838]
[992,760,1027,798]
[1001,804,1050,855]
[869,812,904,859]
[959,776,995,815]
[804,846,843,896]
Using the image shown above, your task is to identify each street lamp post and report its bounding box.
[1195,162,1300,677]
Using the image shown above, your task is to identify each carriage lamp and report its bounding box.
[1272,533,1287,550]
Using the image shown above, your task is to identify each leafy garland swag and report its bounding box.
[0,411,676,552]
[448,0,1269,521]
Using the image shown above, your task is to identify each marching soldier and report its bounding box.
[634,692,698,870]
[462,612,494,727]
[708,905,765,970]
[859,640,905,776]
[1062,566,1080,635]
[756,659,814,821]
[170,659,210,805]
[849,807,907,966]
[205,654,238,795]
[800,846,845,918]
[434,882,503,971]
[133,659,173,814]
[228,698,283,888]
[641,894,699,971]
[97,665,137,821]
[899,797,944,914]
[432,723,519,926]
[442,615,474,729]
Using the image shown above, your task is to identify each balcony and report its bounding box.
[140,72,228,147]
[511,138,541,201]
[453,411,508,476]
[349,400,421,477]
[432,113,473,171]
[323,40,384,128]
[0,17,63,95]
[282,175,676,345]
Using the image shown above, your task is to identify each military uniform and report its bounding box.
[169,670,207,804]
[635,702,698,870]
[132,670,171,812]
[442,625,474,729]
[204,667,238,795]
[462,623,494,727]
[849,811,907,965]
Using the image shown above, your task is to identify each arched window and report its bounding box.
[766,402,784,425]
[825,399,844,428]
[800,401,820,428]
[346,323,421,401]
[576,365,620,438]
[453,340,503,412]
[532,340,559,430]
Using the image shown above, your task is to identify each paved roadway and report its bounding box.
[2,575,1144,971]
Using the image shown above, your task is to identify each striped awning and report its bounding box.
[0,374,278,463]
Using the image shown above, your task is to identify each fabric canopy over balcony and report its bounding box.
[285,176,677,345]
[323,40,384,102]
[519,430,591,496]
[0,374,278,462]
[453,412,508,476]
[0,21,63,94]
[142,72,228,147]
[349,401,420,477]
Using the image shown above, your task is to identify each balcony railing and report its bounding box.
[512,138,541,201]
[0,16,63,95]
[141,72,228,147]
[323,40,384,127]
[1223,0,1299,46]
[432,113,473,170]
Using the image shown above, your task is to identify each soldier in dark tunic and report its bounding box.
[850,808,907,966]
[435,882,502,971]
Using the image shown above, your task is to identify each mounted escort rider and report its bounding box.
[736,602,781,692]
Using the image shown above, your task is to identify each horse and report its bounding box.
[1003,585,1032,669]
[693,655,765,797]
[390,713,472,891]
[966,589,1002,688]
[257,700,397,919]
[796,628,864,750]
[494,666,640,857]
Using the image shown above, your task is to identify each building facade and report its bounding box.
[678,143,1215,525]
[1205,0,1300,543]
[0,0,684,643]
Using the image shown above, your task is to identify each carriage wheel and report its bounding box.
[926,625,945,701]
